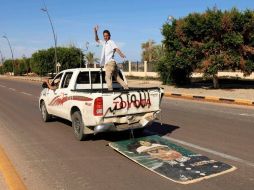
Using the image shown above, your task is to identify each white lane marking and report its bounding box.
[20,92,32,96]
[8,88,16,91]
[239,113,254,117]
[163,136,254,168]
[0,85,6,88]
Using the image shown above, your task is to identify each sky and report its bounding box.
[0,0,254,62]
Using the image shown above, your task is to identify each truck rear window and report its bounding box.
[91,71,106,84]
[91,71,124,84]
[77,70,124,84]
[77,72,89,84]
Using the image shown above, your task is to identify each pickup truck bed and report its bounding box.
[71,87,162,93]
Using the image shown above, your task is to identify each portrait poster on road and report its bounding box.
[109,135,236,184]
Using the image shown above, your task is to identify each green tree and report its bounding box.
[141,41,165,72]
[24,57,31,75]
[17,59,27,75]
[2,58,29,75]
[141,40,156,62]
[152,45,165,61]
[0,65,3,74]
[160,7,254,87]
[85,52,99,66]
[30,46,85,76]
[2,59,13,74]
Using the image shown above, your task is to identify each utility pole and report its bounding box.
[2,35,15,75]
[83,41,89,68]
[41,0,58,74]
[0,50,4,65]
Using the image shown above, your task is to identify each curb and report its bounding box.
[164,92,254,106]
[0,76,44,82]
[0,146,27,190]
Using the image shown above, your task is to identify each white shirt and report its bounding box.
[98,39,118,65]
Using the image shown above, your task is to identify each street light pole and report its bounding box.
[0,50,4,65]
[41,0,58,74]
[0,50,5,74]
[167,15,174,24]
[2,35,15,75]
[79,45,82,68]
[84,41,89,68]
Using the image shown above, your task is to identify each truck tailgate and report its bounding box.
[103,88,162,117]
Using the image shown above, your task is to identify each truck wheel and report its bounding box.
[41,101,52,122]
[71,111,86,141]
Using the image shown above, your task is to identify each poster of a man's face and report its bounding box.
[136,141,182,161]
[109,135,235,184]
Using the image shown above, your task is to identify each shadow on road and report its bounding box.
[48,117,72,126]
[88,121,180,142]
[49,117,179,142]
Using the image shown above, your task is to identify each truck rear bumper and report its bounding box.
[90,111,160,134]
[93,122,145,134]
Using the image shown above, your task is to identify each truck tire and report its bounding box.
[71,111,86,141]
[41,101,52,122]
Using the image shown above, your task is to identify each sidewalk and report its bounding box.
[1,75,254,105]
[0,75,47,82]
[127,79,254,105]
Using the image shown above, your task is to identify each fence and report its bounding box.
[117,61,254,79]
[117,61,159,78]
[118,61,157,72]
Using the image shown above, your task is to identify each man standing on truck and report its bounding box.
[94,25,129,91]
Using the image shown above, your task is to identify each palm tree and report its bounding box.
[85,52,99,67]
[141,40,155,62]
[153,45,164,61]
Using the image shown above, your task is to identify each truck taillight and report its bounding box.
[93,97,103,116]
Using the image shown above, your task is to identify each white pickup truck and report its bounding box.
[39,68,164,140]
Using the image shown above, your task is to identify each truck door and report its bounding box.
[48,72,74,119]
[46,72,64,116]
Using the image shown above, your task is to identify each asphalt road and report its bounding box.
[0,77,253,190]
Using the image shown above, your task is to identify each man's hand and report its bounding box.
[94,25,99,42]
[43,79,50,89]
[44,79,49,84]
[94,25,99,32]
[120,54,126,59]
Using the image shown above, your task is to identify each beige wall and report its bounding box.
[125,61,254,79]
[125,71,159,78]
[125,71,254,79]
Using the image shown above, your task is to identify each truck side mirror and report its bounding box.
[42,82,48,88]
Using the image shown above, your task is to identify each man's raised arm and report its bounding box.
[94,25,100,43]
[115,48,126,59]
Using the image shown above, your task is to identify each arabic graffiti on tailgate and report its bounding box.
[108,90,151,113]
